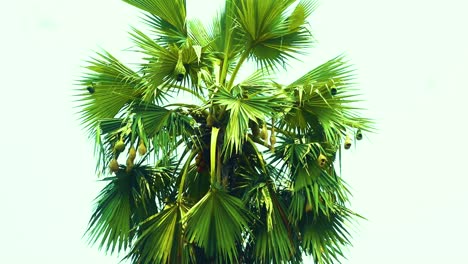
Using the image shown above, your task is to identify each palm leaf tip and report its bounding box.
[123,0,187,35]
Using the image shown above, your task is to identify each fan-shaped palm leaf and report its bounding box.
[213,87,290,154]
[127,203,189,264]
[301,208,357,264]
[123,0,187,37]
[77,51,140,131]
[185,189,252,263]
[86,164,170,254]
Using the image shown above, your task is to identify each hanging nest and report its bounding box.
[317,153,328,168]
[260,123,268,141]
[86,86,95,94]
[109,159,119,173]
[128,146,137,159]
[175,50,186,82]
[330,87,338,96]
[344,134,352,149]
[126,156,135,172]
[356,129,363,140]
[138,140,147,156]
[114,139,125,153]
[270,127,276,152]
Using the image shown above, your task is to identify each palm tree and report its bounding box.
[77,0,372,263]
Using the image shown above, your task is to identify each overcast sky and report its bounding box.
[1,0,467,263]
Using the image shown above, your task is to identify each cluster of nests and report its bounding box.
[109,139,147,173]
[102,104,363,178]
[317,129,363,168]
[189,109,364,172]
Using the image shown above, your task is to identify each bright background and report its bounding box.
[1,0,467,263]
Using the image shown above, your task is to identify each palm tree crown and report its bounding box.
[77,0,373,263]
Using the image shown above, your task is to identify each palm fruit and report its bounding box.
[330,87,338,96]
[356,129,363,140]
[109,159,119,173]
[114,139,125,153]
[317,153,327,168]
[137,140,147,156]
[305,203,313,212]
[176,73,184,82]
[344,134,352,149]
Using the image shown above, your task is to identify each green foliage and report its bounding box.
[123,0,187,37]
[85,164,171,254]
[77,0,373,263]
[213,86,289,154]
[185,189,252,263]
[127,203,188,264]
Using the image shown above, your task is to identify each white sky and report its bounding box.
[1,0,467,263]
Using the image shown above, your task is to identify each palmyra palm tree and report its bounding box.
[77,0,372,263]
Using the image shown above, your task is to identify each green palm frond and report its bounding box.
[134,103,182,137]
[271,135,351,221]
[301,208,357,264]
[233,0,316,69]
[213,87,290,154]
[77,51,140,131]
[235,0,296,41]
[204,1,248,85]
[290,0,319,28]
[127,203,189,264]
[249,26,312,70]
[133,102,194,159]
[184,165,211,203]
[282,56,373,145]
[86,164,166,254]
[244,182,299,263]
[130,28,181,100]
[287,55,354,89]
[142,14,187,45]
[123,0,187,37]
[239,68,275,87]
[86,174,132,254]
[131,28,211,99]
[185,189,252,263]
[187,19,213,49]
[92,118,124,173]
